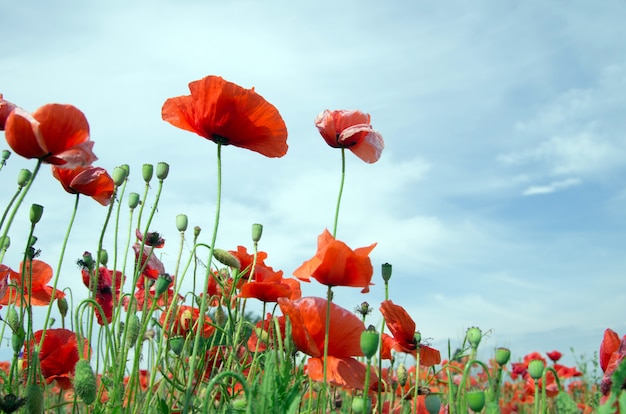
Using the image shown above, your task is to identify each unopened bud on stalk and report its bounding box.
[17,169,32,187]
[213,249,241,269]
[142,164,153,183]
[57,297,69,318]
[28,236,37,248]
[6,308,19,332]
[528,359,544,380]
[29,204,44,224]
[194,226,201,239]
[156,162,169,180]
[214,305,227,327]
[381,263,392,282]
[74,360,97,404]
[25,383,44,414]
[414,331,422,345]
[176,214,188,232]
[466,326,482,350]
[11,328,24,353]
[112,166,128,186]
[351,397,370,414]
[397,363,408,387]
[98,249,108,266]
[2,150,10,161]
[0,235,10,250]
[466,390,486,412]
[360,326,379,359]
[128,192,140,209]
[495,347,511,366]
[251,223,263,243]
[126,314,141,348]
[82,252,95,271]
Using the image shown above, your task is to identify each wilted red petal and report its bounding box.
[52,165,114,205]
[162,75,288,158]
[380,300,416,352]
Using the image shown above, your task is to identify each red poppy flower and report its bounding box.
[239,275,301,303]
[599,329,626,396]
[0,260,65,306]
[379,300,441,367]
[600,328,621,372]
[160,305,215,338]
[247,313,287,353]
[315,109,384,163]
[26,328,90,389]
[4,103,96,167]
[546,350,562,363]
[162,75,288,158]
[0,94,17,130]
[81,266,124,325]
[293,229,376,293]
[132,243,166,281]
[51,165,114,206]
[306,355,377,391]
[205,270,237,308]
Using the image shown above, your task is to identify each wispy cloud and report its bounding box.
[522,177,582,196]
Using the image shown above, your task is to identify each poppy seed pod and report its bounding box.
[176,214,188,232]
[128,192,140,209]
[82,251,95,271]
[142,163,153,183]
[251,223,263,242]
[169,335,185,356]
[112,166,128,186]
[2,149,10,161]
[381,262,392,282]
[155,273,173,297]
[29,204,44,224]
[424,394,442,414]
[74,360,97,405]
[0,235,9,250]
[17,169,32,187]
[156,162,169,180]
[495,347,511,366]
[213,248,241,269]
[466,327,482,350]
[360,327,379,359]
[466,390,486,412]
[120,164,130,176]
[528,359,545,380]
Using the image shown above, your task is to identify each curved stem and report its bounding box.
[332,148,346,238]
[184,143,223,411]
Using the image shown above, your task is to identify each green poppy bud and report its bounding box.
[128,192,140,209]
[74,360,97,405]
[155,273,173,297]
[381,262,392,282]
[176,214,188,232]
[466,326,482,350]
[17,169,32,187]
[467,390,485,412]
[230,397,247,411]
[142,164,153,183]
[528,359,544,380]
[6,308,20,332]
[29,204,44,224]
[495,347,511,366]
[82,251,95,271]
[98,249,108,266]
[25,383,44,414]
[424,394,442,414]
[397,363,408,387]
[169,335,185,356]
[112,166,128,186]
[360,327,379,359]
[414,331,422,345]
[57,297,69,318]
[156,162,169,180]
[11,328,24,353]
[2,149,10,161]
[251,223,263,243]
[351,397,370,414]
[0,235,10,250]
[194,225,201,239]
[213,248,241,269]
[126,314,141,348]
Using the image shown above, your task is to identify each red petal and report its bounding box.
[600,328,621,372]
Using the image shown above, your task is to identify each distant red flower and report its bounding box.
[136,229,165,248]
[4,103,96,167]
[599,329,626,396]
[0,265,9,302]
[546,350,562,363]
[315,109,384,163]
[160,305,215,338]
[293,229,376,293]
[52,165,114,206]
[0,94,17,130]
[205,270,237,308]
[0,260,65,306]
[278,296,374,390]
[162,75,288,158]
[81,266,124,325]
[239,276,301,303]
[132,243,166,281]
[26,328,90,389]
[379,300,441,367]
[247,313,287,353]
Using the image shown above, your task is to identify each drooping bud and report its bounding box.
[142,164,153,183]
[128,192,140,209]
[176,214,188,232]
[74,360,97,404]
[528,359,544,380]
[57,297,69,318]
[112,166,128,186]
[251,223,263,243]
[466,327,482,350]
[156,162,169,180]
[467,390,486,412]
[495,347,511,366]
[360,326,379,359]
[213,249,241,269]
[17,169,32,187]
[214,305,227,327]
[155,273,173,297]
[381,263,392,282]
[126,314,141,348]
[29,204,44,224]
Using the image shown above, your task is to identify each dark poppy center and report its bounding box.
[212,134,230,145]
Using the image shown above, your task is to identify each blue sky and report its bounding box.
[2,0,626,368]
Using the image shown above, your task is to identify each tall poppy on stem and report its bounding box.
[162,74,288,412]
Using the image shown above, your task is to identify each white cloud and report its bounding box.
[522,177,582,196]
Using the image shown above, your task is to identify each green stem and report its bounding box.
[184,143,223,411]
[332,148,346,238]
[320,285,333,413]
[38,193,80,349]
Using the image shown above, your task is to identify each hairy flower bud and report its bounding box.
[397,363,408,387]
[6,308,20,332]
[126,314,141,348]
[74,360,97,404]
[98,249,108,266]
[25,383,44,414]
[57,297,69,318]
[213,249,241,269]
[0,235,10,251]
[2,149,10,161]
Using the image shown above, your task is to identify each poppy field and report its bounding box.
[1,76,625,413]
